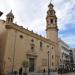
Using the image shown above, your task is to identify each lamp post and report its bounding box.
[48,51,50,75]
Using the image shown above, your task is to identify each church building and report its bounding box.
[0,2,60,74]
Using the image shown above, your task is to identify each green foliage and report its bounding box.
[22,60,28,68]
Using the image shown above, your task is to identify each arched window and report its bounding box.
[11,18,13,22]
[7,18,10,22]
[51,19,53,24]
[31,39,35,52]
[50,11,53,15]
[40,41,42,48]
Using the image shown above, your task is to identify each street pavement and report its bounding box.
[28,72,75,75]
[8,72,75,75]
[59,72,75,75]
[7,72,58,75]
[28,72,58,75]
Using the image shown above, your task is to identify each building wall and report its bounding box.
[71,48,75,64]
[3,24,56,74]
[0,20,8,74]
[59,39,70,68]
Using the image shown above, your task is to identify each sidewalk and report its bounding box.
[28,72,58,75]
[7,71,75,75]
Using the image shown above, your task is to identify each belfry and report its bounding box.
[46,2,58,42]
[46,2,59,70]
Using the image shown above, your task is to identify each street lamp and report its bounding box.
[48,51,50,75]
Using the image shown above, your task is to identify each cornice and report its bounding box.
[46,26,58,31]
[5,23,55,46]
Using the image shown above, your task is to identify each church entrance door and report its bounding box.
[29,58,35,72]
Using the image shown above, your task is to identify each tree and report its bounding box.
[22,60,28,71]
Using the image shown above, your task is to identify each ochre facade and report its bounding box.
[0,3,60,74]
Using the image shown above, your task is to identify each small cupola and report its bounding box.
[6,10,14,23]
[47,2,56,17]
[46,2,58,31]
[48,3,54,8]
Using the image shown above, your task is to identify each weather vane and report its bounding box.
[50,0,52,3]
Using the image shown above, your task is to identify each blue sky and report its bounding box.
[0,0,75,48]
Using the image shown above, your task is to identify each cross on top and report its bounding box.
[50,0,52,3]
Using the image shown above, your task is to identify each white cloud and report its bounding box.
[1,0,75,31]
[0,0,75,48]
[54,0,75,31]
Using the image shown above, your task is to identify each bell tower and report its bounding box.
[6,10,14,24]
[46,2,59,70]
[46,2,58,43]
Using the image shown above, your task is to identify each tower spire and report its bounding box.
[6,10,14,23]
[10,10,12,13]
[46,1,58,41]
[46,1,59,70]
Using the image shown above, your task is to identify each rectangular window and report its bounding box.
[40,41,43,50]
[52,55,54,59]
[42,59,47,66]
